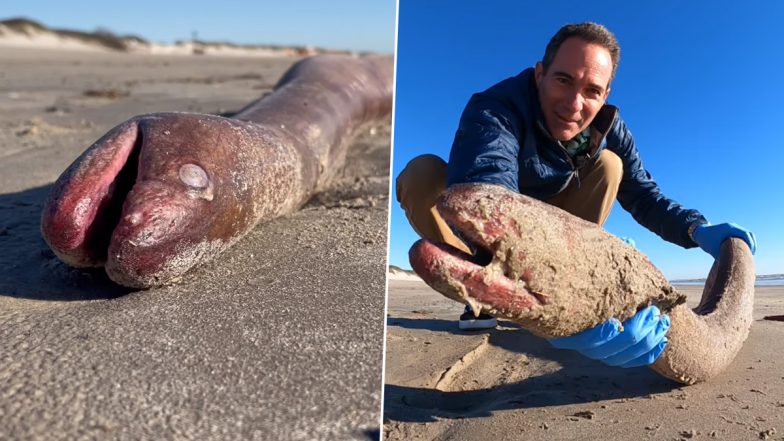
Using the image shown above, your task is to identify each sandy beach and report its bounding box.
[384,276,784,440]
[0,47,389,440]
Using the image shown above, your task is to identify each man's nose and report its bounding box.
[563,90,583,113]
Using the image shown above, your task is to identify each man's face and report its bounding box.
[535,37,613,141]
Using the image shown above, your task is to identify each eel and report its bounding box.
[409,183,755,384]
[41,55,393,288]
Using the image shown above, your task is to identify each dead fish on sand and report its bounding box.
[41,55,393,288]
[409,183,755,384]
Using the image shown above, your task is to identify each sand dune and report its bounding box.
[389,266,422,282]
[0,17,353,57]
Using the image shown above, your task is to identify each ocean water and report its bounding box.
[756,278,784,286]
[672,278,784,286]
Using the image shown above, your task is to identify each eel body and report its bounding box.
[41,55,393,288]
[409,183,755,384]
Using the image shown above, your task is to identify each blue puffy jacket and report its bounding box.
[446,67,706,248]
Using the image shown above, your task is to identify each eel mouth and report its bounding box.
[41,120,143,267]
[408,197,549,316]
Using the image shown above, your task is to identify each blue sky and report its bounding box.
[389,1,783,279]
[1,0,395,53]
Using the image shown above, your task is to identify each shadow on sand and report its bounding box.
[384,317,680,422]
[0,184,133,301]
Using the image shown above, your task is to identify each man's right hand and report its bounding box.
[548,305,670,368]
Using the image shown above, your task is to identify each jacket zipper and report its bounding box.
[558,143,581,189]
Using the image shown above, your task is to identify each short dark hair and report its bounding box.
[542,22,621,81]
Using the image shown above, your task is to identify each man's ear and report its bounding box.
[535,62,543,88]
[603,86,611,103]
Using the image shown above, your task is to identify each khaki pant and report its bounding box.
[396,150,623,252]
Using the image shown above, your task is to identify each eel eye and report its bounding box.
[179,163,209,189]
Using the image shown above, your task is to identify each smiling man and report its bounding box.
[396,22,757,368]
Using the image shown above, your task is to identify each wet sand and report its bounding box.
[384,277,784,441]
[0,47,388,440]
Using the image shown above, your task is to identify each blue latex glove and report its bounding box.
[692,223,757,260]
[549,305,670,368]
[620,236,636,248]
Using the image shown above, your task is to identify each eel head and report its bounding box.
[409,183,685,337]
[41,113,260,288]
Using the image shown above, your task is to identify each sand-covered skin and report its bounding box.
[411,184,687,338]
[0,47,388,440]
[384,279,784,441]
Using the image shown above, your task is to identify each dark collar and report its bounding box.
[588,105,618,154]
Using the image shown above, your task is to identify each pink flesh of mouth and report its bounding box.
[410,239,542,315]
[45,122,140,258]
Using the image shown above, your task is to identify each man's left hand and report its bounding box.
[692,223,757,260]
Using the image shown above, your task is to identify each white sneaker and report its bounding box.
[458,305,497,330]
